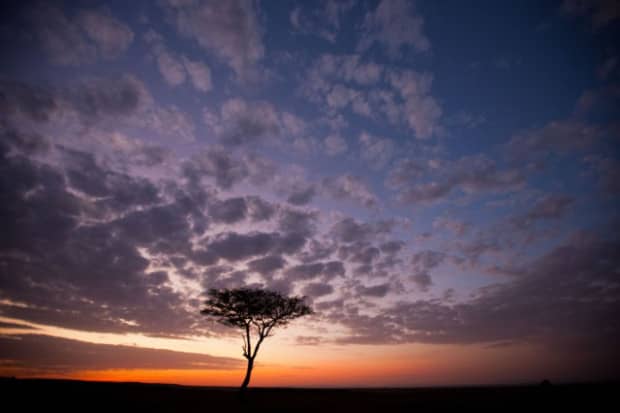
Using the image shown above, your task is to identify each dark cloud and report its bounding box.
[287,184,317,206]
[302,282,334,297]
[26,4,133,66]
[0,80,59,123]
[0,138,204,336]
[206,231,306,263]
[388,155,524,204]
[411,250,446,271]
[0,334,242,372]
[209,197,247,224]
[322,174,378,208]
[2,76,195,142]
[61,147,161,208]
[332,233,620,355]
[277,208,317,237]
[183,149,249,190]
[330,217,395,243]
[67,75,148,124]
[379,240,405,255]
[339,242,380,265]
[204,98,280,146]
[454,237,501,264]
[506,120,603,163]
[246,255,287,276]
[285,261,345,281]
[409,250,444,292]
[512,194,574,227]
[246,196,276,221]
[297,239,338,263]
[410,272,433,292]
[356,283,390,297]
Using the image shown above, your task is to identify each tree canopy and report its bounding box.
[201,287,313,390]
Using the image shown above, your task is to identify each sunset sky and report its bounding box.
[1,0,619,387]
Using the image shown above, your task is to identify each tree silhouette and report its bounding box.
[201,287,313,391]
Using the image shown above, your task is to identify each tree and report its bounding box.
[201,287,313,391]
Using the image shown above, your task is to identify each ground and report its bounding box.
[1,377,617,412]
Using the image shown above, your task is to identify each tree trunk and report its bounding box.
[240,357,254,391]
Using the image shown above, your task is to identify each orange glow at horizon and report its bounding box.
[2,340,603,387]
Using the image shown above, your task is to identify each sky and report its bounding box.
[0,0,619,387]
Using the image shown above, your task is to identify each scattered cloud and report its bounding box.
[27,4,133,65]
[358,0,430,56]
[161,0,264,80]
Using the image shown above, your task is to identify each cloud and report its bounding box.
[315,54,384,86]
[203,98,280,146]
[379,240,405,255]
[66,75,151,124]
[144,30,212,92]
[246,255,287,276]
[209,197,248,224]
[302,282,335,297]
[506,119,603,162]
[301,55,441,138]
[323,134,348,156]
[162,0,264,80]
[411,250,446,271]
[410,250,444,292]
[358,0,430,56]
[27,4,133,65]
[290,0,355,42]
[0,142,202,335]
[183,57,213,92]
[182,149,248,190]
[387,69,442,138]
[1,75,196,142]
[285,261,345,281]
[359,131,395,169]
[300,54,383,120]
[584,156,620,195]
[410,272,433,291]
[0,80,59,123]
[206,231,306,263]
[333,231,620,352]
[277,208,318,237]
[322,174,379,209]
[330,218,395,244]
[287,184,317,206]
[433,217,470,237]
[156,50,187,85]
[388,155,524,204]
[356,282,390,297]
[512,194,574,227]
[75,9,134,59]
[0,334,243,372]
[246,196,277,221]
[386,158,428,188]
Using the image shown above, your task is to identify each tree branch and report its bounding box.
[244,322,251,359]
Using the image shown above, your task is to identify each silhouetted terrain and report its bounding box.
[2,377,617,412]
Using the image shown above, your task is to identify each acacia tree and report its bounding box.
[201,287,313,391]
